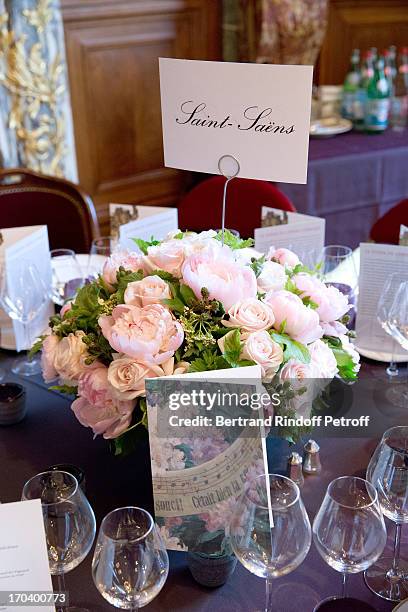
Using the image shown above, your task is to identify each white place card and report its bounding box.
[400,224,408,246]
[254,207,325,263]
[355,243,408,361]
[113,205,178,252]
[0,500,54,612]
[159,58,313,184]
[0,226,53,351]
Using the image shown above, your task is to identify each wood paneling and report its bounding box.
[61,0,221,230]
[319,0,408,84]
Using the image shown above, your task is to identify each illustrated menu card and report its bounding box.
[0,226,53,351]
[159,58,313,184]
[0,500,54,612]
[110,204,178,252]
[355,243,408,360]
[145,366,268,552]
[400,224,408,246]
[254,207,325,264]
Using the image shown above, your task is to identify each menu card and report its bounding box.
[145,366,268,552]
[0,226,53,351]
[0,500,54,612]
[110,204,178,252]
[355,242,408,360]
[254,207,325,263]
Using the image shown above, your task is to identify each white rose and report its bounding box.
[257,260,287,294]
[144,240,187,277]
[309,339,338,379]
[223,298,275,334]
[107,355,163,400]
[124,275,171,307]
[53,331,89,382]
[241,331,283,382]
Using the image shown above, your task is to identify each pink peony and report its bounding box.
[41,333,60,383]
[308,339,338,378]
[145,240,186,277]
[240,331,284,381]
[293,273,350,323]
[223,298,275,334]
[182,252,257,311]
[124,275,171,307]
[72,365,135,439]
[279,358,318,381]
[102,250,146,287]
[53,331,89,382]
[257,260,287,294]
[99,304,184,365]
[268,247,300,268]
[264,290,323,345]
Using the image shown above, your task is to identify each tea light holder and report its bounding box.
[0,383,26,425]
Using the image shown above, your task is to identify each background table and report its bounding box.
[277,129,408,248]
[0,352,407,612]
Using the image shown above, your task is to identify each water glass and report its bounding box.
[230,473,311,611]
[88,236,116,278]
[50,249,84,306]
[320,245,358,328]
[92,507,169,610]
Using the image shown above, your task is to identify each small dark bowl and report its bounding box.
[0,383,26,426]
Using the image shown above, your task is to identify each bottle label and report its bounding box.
[353,89,366,120]
[365,99,390,129]
[342,92,355,119]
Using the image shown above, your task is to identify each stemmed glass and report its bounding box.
[230,474,311,612]
[22,470,96,612]
[88,236,116,279]
[50,249,84,306]
[365,426,408,601]
[92,506,169,610]
[0,263,49,376]
[377,273,408,382]
[313,476,386,611]
[320,245,358,329]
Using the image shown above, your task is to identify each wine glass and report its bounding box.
[377,274,408,401]
[320,245,358,329]
[92,506,169,610]
[365,426,408,601]
[22,470,96,612]
[50,249,84,306]
[88,236,116,278]
[230,473,311,611]
[313,476,386,611]
[0,263,49,376]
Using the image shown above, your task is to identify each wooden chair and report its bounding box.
[0,168,100,252]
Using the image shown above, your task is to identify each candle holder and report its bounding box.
[0,383,26,425]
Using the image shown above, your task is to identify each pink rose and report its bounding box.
[99,303,183,365]
[124,275,171,307]
[53,331,89,382]
[293,273,350,323]
[108,355,164,400]
[268,247,300,268]
[182,252,257,310]
[72,366,135,439]
[240,331,284,381]
[145,240,186,277]
[41,333,60,383]
[60,301,72,318]
[321,320,348,337]
[280,358,318,381]
[223,298,275,334]
[257,260,287,293]
[264,290,323,345]
[102,250,146,287]
[308,339,338,378]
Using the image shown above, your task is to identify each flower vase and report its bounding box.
[187,551,237,587]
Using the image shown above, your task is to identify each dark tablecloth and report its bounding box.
[277,129,408,249]
[0,353,406,612]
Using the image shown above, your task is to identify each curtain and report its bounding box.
[0,0,77,181]
[223,0,328,66]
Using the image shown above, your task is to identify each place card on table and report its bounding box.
[159,58,313,184]
[0,499,55,612]
[145,365,268,552]
[355,242,408,361]
[400,224,408,246]
[0,226,53,351]
[110,204,178,252]
[254,207,325,263]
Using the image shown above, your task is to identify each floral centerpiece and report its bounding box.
[35,229,359,455]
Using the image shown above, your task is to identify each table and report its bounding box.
[278,129,408,249]
[0,352,406,612]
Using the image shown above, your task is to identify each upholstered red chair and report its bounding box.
[178,176,296,238]
[0,168,100,251]
[370,199,408,244]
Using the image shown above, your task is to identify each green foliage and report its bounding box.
[285,276,318,309]
[270,330,310,364]
[116,268,144,303]
[250,255,266,278]
[215,229,254,250]
[189,350,230,372]
[323,336,357,381]
[82,332,113,366]
[66,282,103,331]
[29,334,46,358]
[111,399,149,456]
[49,384,78,396]
[220,329,256,368]
[132,237,161,255]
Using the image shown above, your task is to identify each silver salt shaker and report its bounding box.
[303,439,321,475]
[287,452,304,487]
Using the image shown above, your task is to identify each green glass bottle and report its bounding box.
[353,50,373,131]
[365,57,390,133]
[342,49,360,120]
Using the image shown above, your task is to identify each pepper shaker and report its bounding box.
[287,452,304,487]
[303,439,322,475]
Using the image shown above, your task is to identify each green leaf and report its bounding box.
[132,237,161,255]
[49,384,77,396]
[331,347,357,381]
[189,350,230,372]
[215,229,254,250]
[149,269,179,283]
[250,255,266,278]
[179,283,197,306]
[270,330,310,364]
[222,329,243,367]
[29,334,46,358]
[116,268,144,303]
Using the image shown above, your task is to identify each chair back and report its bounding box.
[178,176,296,238]
[370,199,408,244]
[0,168,99,252]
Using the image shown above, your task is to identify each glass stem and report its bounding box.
[342,573,347,598]
[387,360,399,377]
[23,320,31,360]
[265,577,273,612]
[56,572,67,612]
[392,523,402,575]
